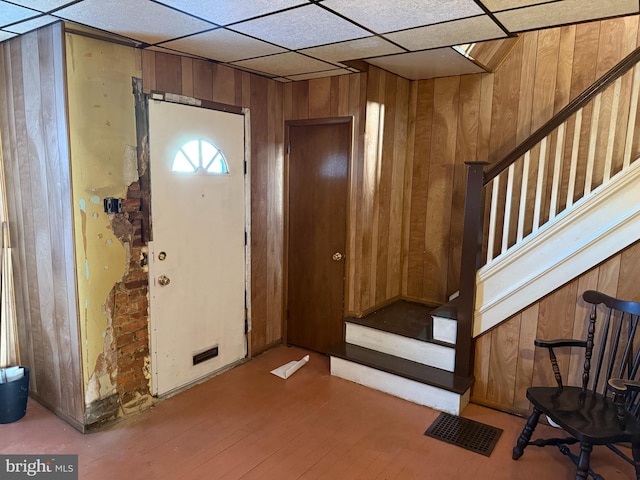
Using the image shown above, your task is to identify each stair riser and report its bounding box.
[331,357,470,415]
[346,323,455,372]
[432,316,457,344]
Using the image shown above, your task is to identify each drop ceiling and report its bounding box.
[0,0,638,81]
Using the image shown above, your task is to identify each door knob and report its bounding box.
[158,275,171,286]
[332,252,344,261]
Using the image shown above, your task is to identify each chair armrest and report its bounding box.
[533,339,587,389]
[608,378,640,395]
[534,339,587,349]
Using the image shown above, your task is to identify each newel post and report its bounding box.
[455,162,487,378]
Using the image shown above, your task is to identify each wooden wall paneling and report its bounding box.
[283,83,293,120]
[0,26,82,424]
[554,26,577,114]
[531,282,578,388]
[361,67,382,309]
[531,29,560,223]
[596,252,622,296]
[141,50,156,94]
[405,80,433,299]
[595,16,638,79]
[291,81,309,120]
[449,75,482,295]
[513,304,539,413]
[335,75,350,117]
[477,74,494,162]
[23,30,63,410]
[387,76,409,299]
[308,77,331,118]
[486,315,520,407]
[346,73,366,314]
[515,32,538,145]
[375,71,395,304]
[192,59,213,101]
[368,68,386,307]
[266,80,283,346]
[241,72,251,109]
[180,57,194,98]
[422,77,459,302]
[234,69,244,107]
[400,82,418,298]
[153,52,181,94]
[212,64,236,105]
[617,242,640,301]
[39,25,83,419]
[249,75,270,354]
[471,329,492,401]
[488,38,523,164]
[0,40,36,386]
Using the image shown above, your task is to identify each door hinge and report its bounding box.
[287,142,290,155]
[244,231,247,246]
[244,160,247,175]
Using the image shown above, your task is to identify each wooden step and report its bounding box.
[328,343,473,415]
[430,300,459,344]
[346,300,448,345]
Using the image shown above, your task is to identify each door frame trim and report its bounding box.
[283,117,354,347]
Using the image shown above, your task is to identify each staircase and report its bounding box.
[328,301,472,415]
[330,45,640,416]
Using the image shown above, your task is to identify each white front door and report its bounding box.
[148,100,248,396]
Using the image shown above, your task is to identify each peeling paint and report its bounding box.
[66,33,141,412]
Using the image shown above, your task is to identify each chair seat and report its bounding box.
[527,386,640,444]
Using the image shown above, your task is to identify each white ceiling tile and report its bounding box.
[367,48,485,80]
[385,15,506,51]
[300,36,404,63]
[321,0,483,33]
[55,0,214,44]
[155,0,310,26]
[286,68,352,81]
[0,30,18,41]
[482,0,556,11]
[231,4,370,50]
[162,28,286,63]
[0,1,38,27]
[5,14,57,33]
[496,0,639,32]
[7,1,77,12]
[231,52,336,76]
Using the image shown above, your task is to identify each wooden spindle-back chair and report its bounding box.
[512,290,640,479]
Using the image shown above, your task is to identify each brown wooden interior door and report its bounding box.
[286,120,350,353]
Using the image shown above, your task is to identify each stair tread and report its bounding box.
[430,299,459,320]
[346,300,453,347]
[329,343,474,395]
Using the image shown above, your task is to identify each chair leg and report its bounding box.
[632,442,640,480]
[575,442,592,480]
[512,407,541,460]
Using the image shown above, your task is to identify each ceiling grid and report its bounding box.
[0,0,638,80]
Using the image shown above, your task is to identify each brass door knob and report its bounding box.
[332,252,344,261]
[158,275,171,286]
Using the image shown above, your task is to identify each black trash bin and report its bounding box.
[0,367,29,423]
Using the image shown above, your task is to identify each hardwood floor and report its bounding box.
[2,346,633,479]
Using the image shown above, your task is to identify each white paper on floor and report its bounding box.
[270,355,309,379]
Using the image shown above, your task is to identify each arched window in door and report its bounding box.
[172,139,229,174]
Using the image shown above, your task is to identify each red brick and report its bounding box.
[116,332,135,348]
[125,279,147,290]
[120,338,148,355]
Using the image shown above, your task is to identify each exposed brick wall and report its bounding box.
[111,181,151,406]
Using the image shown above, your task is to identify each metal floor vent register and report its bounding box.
[424,412,503,457]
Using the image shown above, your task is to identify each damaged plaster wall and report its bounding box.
[65,33,142,417]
